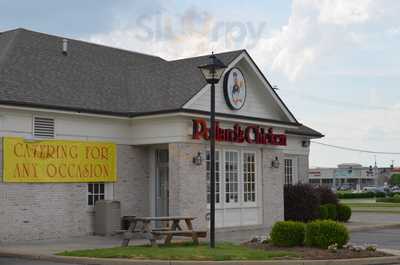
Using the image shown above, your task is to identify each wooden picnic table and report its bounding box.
[120,216,207,247]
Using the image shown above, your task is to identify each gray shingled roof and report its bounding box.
[0,28,323,138]
[0,28,242,114]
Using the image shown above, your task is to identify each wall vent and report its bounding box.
[33,117,55,138]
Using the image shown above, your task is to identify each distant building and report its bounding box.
[309,163,392,189]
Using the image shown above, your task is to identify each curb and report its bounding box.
[1,251,400,265]
[348,223,400,232]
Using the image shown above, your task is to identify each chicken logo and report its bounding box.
[223,68,246,110]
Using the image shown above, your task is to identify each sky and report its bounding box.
[1,0,400,168]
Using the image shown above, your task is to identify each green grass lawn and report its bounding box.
[340,198,400,213]
[57,242,299,261]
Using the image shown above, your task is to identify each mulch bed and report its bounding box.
[243,242,391,260]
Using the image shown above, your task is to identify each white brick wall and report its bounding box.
[261,148,285,228]
[114,145,150,217]
[0,140,149,242]
[169,142,208,229]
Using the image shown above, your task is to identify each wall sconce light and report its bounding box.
[302,140,310,147]
[271,156,280,168]
[192,152,203,166]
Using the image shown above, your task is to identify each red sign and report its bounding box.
[192,119,286,146]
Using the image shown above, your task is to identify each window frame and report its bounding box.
[284,158,293,185]
[242,151,257,206]
[206,150,221,207]
[87,183,113,207]
[223,149,240,207]
[206,148,259,210]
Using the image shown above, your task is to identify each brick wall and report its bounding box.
[169,142,208,229]
[0,140,149,242]
[261,148,285,228]
[114,145,150,217]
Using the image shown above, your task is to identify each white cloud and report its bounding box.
[88,8,233,60]
[86,1,395,81]
[316,0,373,25]
[250,0,379,80]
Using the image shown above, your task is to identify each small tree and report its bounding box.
[284,184,320,222]
[391,174,400,185]
[315,186,338,205]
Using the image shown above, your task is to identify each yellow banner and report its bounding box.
[3,137,117,183]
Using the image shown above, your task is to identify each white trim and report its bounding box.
[240,52,296,123]
[223,149,241,208]
[179,112,298,129]
[242,150,257,207]
[182,84,209,108]
[0,105,130,120]
[182,51,297,123]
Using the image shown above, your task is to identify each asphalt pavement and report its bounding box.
[351,228,400,250]
[0,257,78,265]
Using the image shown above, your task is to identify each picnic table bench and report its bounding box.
[119,216,207,247]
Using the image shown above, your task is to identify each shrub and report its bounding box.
[337,204,352,222]
[391,174,400,185]
[305,220,349,248]
[270,221,305,247]
[388,192,400,197]
[325,203,337,220]
[376,194,400,203]
[315,186,338,205]
[375,191,386,198]
[337,192,385,199]
[284,184,320,222]
[319,205,329,220]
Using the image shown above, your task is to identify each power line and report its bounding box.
[311,141,400,155]
[279,89,398,111]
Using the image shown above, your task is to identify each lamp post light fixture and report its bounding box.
[198,52,227,248]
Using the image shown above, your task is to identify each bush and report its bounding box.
[388,192,400,197]
[325,203,337,220]
[376,194,400,203]
[305,220,349,248]
[270,221,305,247]
[319,205,329,220]
[391,174,400,185]
[284,184,320,222]
[337,192,385,199]
[315,186,338,205]
[337,204,352,222]
[375,191,386,198]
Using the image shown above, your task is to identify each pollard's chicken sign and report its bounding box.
[3,137,117,183]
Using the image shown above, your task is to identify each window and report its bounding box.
[225,151,239,203]
[88,183,105,206]
[33,117,55,138]
[206,151,220,204]
[243,152,256,202]
[284,159,293,185]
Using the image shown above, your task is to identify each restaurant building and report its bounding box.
[0,28,323,242]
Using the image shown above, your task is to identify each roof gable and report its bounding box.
[183,51,297,123]
[0,28,323,138]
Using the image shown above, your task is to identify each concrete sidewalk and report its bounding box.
[0,235,147,256]
[0,231,399,265]
[1,222,400,257]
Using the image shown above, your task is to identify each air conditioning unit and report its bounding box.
[94,200,121,236]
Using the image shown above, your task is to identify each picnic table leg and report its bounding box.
[142,220,158,247]
[164,219,179,245]
[122,220,137,247]
[185,219,199,245]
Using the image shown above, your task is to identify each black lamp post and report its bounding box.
[198,53,227,248]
